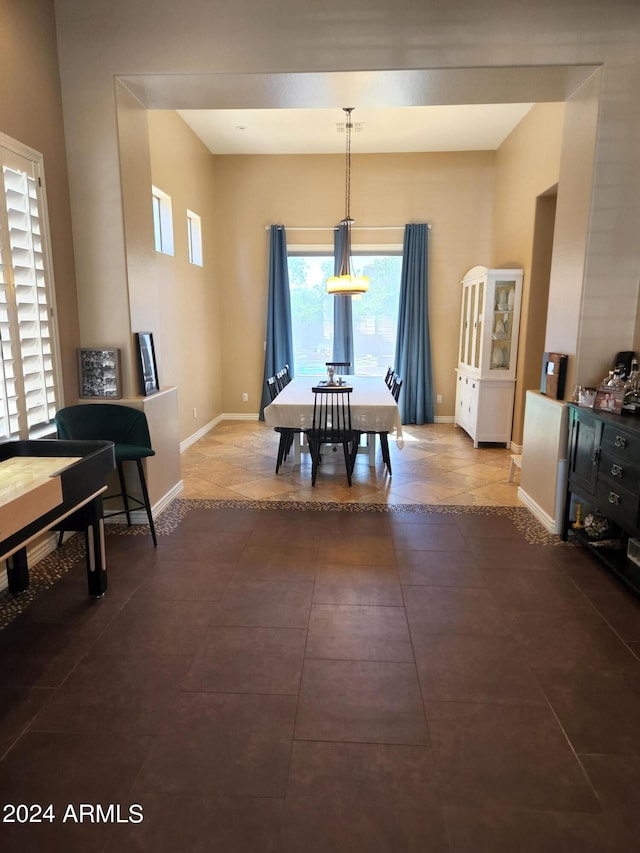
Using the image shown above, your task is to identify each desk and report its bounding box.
[0,439,116,597]
[264,376,404,466]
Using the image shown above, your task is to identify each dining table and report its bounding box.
[263,375,404,467]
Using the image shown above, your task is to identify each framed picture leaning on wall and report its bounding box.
[78,348,122,398]
[135,332,160,396]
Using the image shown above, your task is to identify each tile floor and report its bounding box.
[180,421,523,506]
[1,421,640,851]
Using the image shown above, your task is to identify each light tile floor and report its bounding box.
[181,421,523,507]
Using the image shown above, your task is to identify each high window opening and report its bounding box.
[187,209,203,266]
[0,134,62,440]
[151,186,174,255]
[288,251,402,376]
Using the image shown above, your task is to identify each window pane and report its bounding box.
[152,196,162,252]
[151,187,174,256]
[288,255,334,375]
[352,255,402,375]
[288,253,402,376]
[187,209,203,266]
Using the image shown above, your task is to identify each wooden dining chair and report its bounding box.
[306,386,361,486]
[266,375,279,402]
[391,376,403,402]
[265,375,297,473]
[365,373,401,477]
[275,370,288,392]
[385,367,395,389]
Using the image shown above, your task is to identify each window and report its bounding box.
[288,251,403,376]
[151,186,174,255]
[186,209,203,266]
[0,133,61,440]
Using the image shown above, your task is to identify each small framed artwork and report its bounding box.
[78,348,122,399]
[540,352,568,400]
[594,385,624,414]
[135,332,160,396]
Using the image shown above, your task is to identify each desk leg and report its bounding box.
[6,548,29,594]
[85,497,108,598]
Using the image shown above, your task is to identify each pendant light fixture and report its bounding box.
[327,107,369,296]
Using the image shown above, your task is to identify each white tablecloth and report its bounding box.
[264,376,404,448]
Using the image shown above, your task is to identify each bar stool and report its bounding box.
[54,404,157,545]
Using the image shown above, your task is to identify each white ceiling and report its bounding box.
[177,104,535,155]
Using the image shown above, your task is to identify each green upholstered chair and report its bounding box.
[55,404,157,545]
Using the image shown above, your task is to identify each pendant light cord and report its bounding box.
[344,107,353,223]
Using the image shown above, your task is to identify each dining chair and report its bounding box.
[266,375,279,402]
[275,369,288,392]
[391,376,403,402]
[385,367,395,389]
[364,372,401,477]
[54,404,157,545]
[265,375,296,473]
[306,386,361,486]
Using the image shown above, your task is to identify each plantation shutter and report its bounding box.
[0,138,60,440]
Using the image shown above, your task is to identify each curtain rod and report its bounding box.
[265,224,430,231]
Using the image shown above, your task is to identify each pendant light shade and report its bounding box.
[327,108,369,296]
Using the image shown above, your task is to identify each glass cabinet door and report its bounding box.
[460,285,469,365]
[473,279,483,370]
[490,279,516,371]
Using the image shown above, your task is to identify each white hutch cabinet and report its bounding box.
[455,266,523,447]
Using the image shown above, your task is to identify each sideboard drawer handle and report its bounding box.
[611,464,623,477]
[615,435,627,448]
[608,491,620,505]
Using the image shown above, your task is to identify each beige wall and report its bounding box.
[0,0,80,401]
[550,71,604,391]
[491,102,565,444]
[51,0,640,445]
[212,151,495,417]
[146,111,222,438]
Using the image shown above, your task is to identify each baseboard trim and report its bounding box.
[180,413,260,453]
[517,485,560,535]
[510,440,523,453]
[220,412,260,422]
[434,416,455,424]
[180,419,218,452]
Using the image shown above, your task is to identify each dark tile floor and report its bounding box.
[2,503,640,851]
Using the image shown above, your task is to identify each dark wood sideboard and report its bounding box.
[563,402,640,594]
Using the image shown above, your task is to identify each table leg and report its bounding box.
[367,434,376,467]
[294,433,301,466]
[6,548,29,594]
